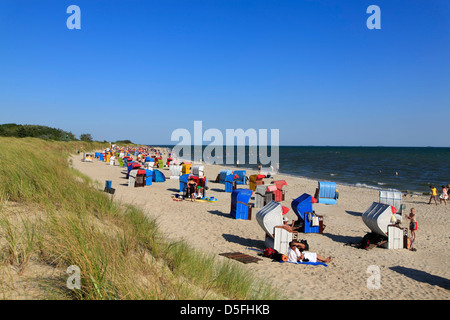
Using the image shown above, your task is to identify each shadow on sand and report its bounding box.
[390,266,450,290]
[345,210,362,217]
[222,233,265,250]
[323,233,363,245]
[208,210,231,219]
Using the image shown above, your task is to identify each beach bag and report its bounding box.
[263,247,276,258]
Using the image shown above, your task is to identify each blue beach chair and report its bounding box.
[230,189,253,220]
[317,181,338,204]
[291,193,324,233]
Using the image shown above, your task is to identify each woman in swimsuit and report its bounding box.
[186,178,197,201]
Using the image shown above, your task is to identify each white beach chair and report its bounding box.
[256,201,294,255]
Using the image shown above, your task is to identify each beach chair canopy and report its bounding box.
[179,174,190,192]
[362,202,398,237]
[249,174,265,191]
[291,193,323,233]
[190,175,207,188]
[256,201,283,237]
[219,170,233,183]
[233,170,247,185]
[182,163,191,175]
[379,190,403,213]
[254,184,273,208]
[191,165,204,177]
[144,169,153,186]
[169,164,182,178]
[230,189,253,219]
[318,181,337,204]
[291,193,313,219]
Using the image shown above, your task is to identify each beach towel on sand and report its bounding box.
[281,261,328,267]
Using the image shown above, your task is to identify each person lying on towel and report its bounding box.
[288,241,332,264]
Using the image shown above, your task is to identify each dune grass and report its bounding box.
[0,137,281,300]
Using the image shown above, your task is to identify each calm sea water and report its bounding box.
[161,145,450,194]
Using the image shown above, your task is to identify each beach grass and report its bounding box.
[0,137,281,300]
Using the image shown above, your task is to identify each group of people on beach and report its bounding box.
[428,184,449,205]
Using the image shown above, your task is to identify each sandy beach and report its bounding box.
[72,152,450,300]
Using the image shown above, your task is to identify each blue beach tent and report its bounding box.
[152,169,166,182]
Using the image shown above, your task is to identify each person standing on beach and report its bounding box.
[405,208,418,250]
[439,185,448,205]
[428,185,438,205]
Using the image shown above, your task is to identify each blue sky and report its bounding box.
[0,0,449,146]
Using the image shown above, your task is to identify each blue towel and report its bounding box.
[281,261,328,267]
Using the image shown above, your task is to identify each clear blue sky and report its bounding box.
[0,0,449,146]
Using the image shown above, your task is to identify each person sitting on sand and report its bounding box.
[428,185,438,205]
[287,241,332,264]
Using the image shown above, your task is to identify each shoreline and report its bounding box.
[72,149,450,300]
[172,155,427,196]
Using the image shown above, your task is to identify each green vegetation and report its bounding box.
[0,123,77,141]
[0,137,280,300]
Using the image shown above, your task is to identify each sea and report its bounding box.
[158,145,450,194]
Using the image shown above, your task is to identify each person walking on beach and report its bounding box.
[439,185,448,205]
[405,208,418,250]
[428,185,438,205]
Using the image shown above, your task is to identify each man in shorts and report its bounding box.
[405,208,418,250]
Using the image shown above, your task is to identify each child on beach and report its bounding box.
[405,208,418,250]
[428,185,438,205]
[195,185,204,199]
[439,185,448,205]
